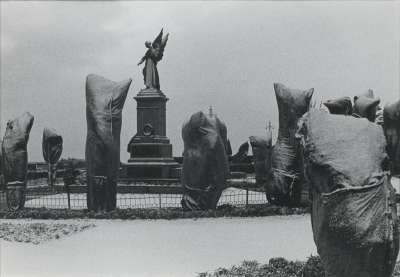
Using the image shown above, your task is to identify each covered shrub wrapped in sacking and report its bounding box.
[42,128,63,165]
[323,96,352,115]
[2,112,34,210]
[383,100,400,175]
[181,111,230,211]
[267,83,313,205]
[85,74,132,211]
[353,89,381,123]
[249,132,272,185]
[0,140,3,190]
[296,109,399,277]
[42,128,63,186]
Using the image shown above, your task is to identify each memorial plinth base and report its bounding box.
[124,158,179,179]
[126,139,180,179]
[125,88,180,179]
[129,141,172,158]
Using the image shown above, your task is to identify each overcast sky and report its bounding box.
[1,1,399,162]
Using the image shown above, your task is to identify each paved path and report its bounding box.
[1,215,315,277]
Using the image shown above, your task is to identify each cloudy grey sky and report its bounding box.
[1,1,399,162]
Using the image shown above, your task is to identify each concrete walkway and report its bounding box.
[0,215,316,277]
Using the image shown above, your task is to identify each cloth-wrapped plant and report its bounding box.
[181,111,230,210]
[267,83,313,205]
[1,112,34,210]
[85,74,131,211]
[323,96,352,115]
[383,99,400,175]
[353,89,381,123]
[42,128,63,186]
[249,133,272,185]
[297,110,399,277]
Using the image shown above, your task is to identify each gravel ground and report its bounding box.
[0,221,95,244]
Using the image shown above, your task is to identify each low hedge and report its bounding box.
[0,204,309,220]
[199,256,400,277]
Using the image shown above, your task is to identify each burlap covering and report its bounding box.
[42,128,63,165]
[181,111,230,210]
[383,100,400,175]
[0,140,3,190]
[353,89,380,122]
[268,83,313,205]
[249,133,272,185]
[297,110,399,277]
[85,74,131,211]
[1,112,34,209]
[323,96,352,115]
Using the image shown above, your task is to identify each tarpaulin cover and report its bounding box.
[297,110,399,277]
[249,133,272,184]
[42,128,63,165]
[1,112,34,209]
[85,74,131,211]
[181,111,230,210]
[268,83,313,205]
[384,100,400,175]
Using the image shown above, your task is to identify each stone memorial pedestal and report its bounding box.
[125,88,179,179]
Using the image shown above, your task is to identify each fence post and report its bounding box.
[246,188,249,207]
[65,181,71,210]
[159,193,162,209]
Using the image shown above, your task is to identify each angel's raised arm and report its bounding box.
[137,56,146,66]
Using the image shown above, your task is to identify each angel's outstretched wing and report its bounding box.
[152,28,163,48]
[161,33,169,48]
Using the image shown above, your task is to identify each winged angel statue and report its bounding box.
[138,29,169,90]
